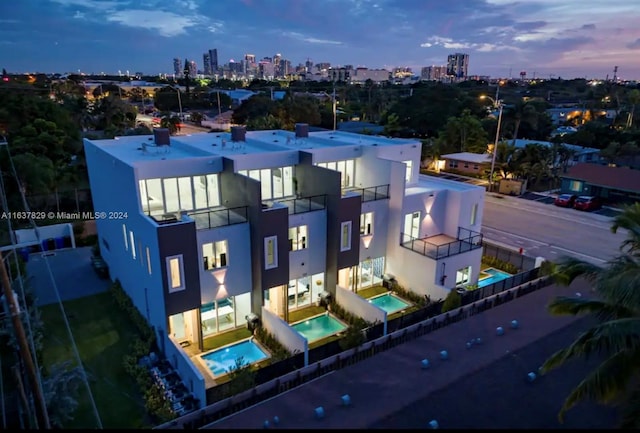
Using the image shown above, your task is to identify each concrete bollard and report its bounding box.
[429,419,439,429]
[510,320,519,329]
[496,326,505,336]
[466,341,473,349]
[440,350,449,360]
[272,416,280,425]
[527,372,537,382]
[263,420,270,429]
[341,394,351,406]
[315,406,325,419]
[421,359,430,369]
[475,337,483,345]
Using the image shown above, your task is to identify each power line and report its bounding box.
[1,141,103,429]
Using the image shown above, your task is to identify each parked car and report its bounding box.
[574,195,601,211]
[554,194,577,207]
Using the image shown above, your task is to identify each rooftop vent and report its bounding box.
[231,126,246,142]
[295,123,309,138]
[153,128,171,146]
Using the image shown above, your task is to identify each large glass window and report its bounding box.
[122,224,128,250]
[130,231,136,259]
[202,240,228,270]
[288,225,308,251]
[146,247,152,275]
[404,160,413,183]
[360,212,373,235]
[470,203,478,225]
[139,174,220,216]
[317,160,355,188]
[166,255,185,292]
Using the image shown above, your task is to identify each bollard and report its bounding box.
[341,394,351,406]
[466,341,473,349]
[575,292,582,297]
[440,350,449,360]
[429,419,439,429]
[527,372,537,382]
[475,337,483,345]
[315,406,325,419]
[421,359,430,369]
[510,320,519,329]
[272,416,280,425]
[496,326,505,336]
[263,420,270,429]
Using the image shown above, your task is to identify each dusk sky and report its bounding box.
[1,0,639,79]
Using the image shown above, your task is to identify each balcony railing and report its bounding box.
[187,206,249,230]
[401,227,483,259]
[346,184,390,202]
[277,194,327,215]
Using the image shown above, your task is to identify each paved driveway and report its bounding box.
[25,247,111,306]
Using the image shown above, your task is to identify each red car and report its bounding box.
[573,195,601,211]
[554,194,577,207]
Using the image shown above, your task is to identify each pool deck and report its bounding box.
[204,279,617,429]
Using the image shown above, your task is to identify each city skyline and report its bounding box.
[1,0,640,80]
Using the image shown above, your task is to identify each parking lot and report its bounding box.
[423,171,623,218]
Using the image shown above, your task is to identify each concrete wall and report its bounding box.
[165,336,206,410]
[335,286,386,333]
[358,199,389,261]
[196,222,252,305]
[354,148,392,189]
[261,306,308,366]
[289,210,327,279]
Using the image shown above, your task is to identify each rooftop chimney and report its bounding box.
[295,123,309,138]
[153,128,171,146]
[231,126,246,142]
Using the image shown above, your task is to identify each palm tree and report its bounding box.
[541,203,640,428]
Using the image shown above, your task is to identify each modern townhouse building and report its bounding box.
[84,125,485,399]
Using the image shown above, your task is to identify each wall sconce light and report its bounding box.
[217,284,228,298]
[213,268,227,284]
[362,234,373,249]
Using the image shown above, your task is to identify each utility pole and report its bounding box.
[0,252,50,429]
[332,84,337,131]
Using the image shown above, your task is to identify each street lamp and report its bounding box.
[480,95,504,192]
[168,85,183,120]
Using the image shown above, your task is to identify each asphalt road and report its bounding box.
[481,192,626,265]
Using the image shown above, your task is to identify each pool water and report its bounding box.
[292,313,347,342]
[200,339,270,377]
[477,267,512,288]
[369,293,411,314]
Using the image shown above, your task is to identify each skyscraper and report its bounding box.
[208,48,218,74]
[447,53,469,80]
[203,52,211,75]
[173,58,182,78]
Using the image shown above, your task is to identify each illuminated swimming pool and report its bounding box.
[200,338,270,377]
[291,313,347,342]
[477,267,512,288]
[369,292,411,314]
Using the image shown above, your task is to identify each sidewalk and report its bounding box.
[206,280,616,429]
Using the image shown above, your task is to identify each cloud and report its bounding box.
[105,10,204,37]
[420,36,518,52]
[627,38,640,49]
[282,31,343,45]
[73,11,85,19]
[581,23,596,30]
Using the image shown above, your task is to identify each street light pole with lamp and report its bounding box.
[480,95,504,192]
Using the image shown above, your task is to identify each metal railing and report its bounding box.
[400,227,483,259]
[347,184,390,202]
[277,195,327,215]
[187,206,249,230]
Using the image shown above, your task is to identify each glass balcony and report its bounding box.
[187,206,249,230]
[401,227,483,259]
[277,195,327,215]
[345,184,390,202]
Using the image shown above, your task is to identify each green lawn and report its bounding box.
[40,292,150,429]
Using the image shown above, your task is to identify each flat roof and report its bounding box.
[441,152,492,164]
[417,174,482,191]
[85,129,420,166]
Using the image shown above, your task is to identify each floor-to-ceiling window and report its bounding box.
[456,266,471,286]
[139,174,221,216]
[238,166,294,201]
[200,292,251,337]
[349,257,385,290]
[317,159,355,188]
[403,211,420,241]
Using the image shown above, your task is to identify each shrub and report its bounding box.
[441,290,462,313]
[482,255,519,274]
[254,326,291,361]
[223,357,257,398]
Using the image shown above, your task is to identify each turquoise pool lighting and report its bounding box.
[477,267,512,288]
[292,313,347,342]
[369,292,411,314]
[200,339,269,377]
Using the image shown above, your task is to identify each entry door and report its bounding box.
[403,211,420,240]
